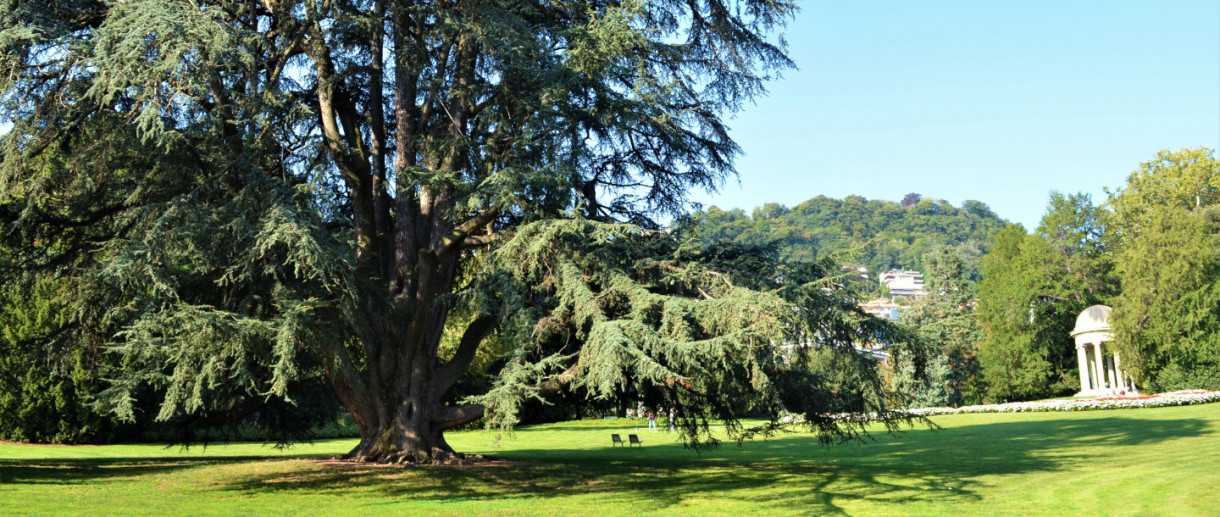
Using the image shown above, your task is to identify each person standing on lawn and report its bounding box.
[668,408,676,432]
[647,410,657,431]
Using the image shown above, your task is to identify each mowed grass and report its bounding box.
[2,404,1219,516]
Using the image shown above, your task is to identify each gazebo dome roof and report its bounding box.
[1071,305,1112,337]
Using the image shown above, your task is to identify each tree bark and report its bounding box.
[339,312,490,464]
[343,399,486,464]
[305,2,494,464]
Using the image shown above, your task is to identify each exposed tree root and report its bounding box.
[332,450,502,467]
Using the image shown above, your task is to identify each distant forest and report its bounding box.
[684,194,1010,293]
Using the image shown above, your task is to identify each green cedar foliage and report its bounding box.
[0,117,152,443]
[1,0,921,459]
[475,219,918,449]
[1107,148,1220,390]
[976,192,1116,402]
[686,195,1008,291]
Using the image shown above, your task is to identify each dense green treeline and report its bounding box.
[682,149,1218,406]
[684,195,1009,291]
[976,193,1116,403]
[977,148,1220,401]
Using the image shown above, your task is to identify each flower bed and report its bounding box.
[908,390,1220,416]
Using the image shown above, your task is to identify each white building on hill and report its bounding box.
[879,269,926,298]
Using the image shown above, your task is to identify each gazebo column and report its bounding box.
[1085,346,1096,390]
[1087,346,1099,390]
[1093,342,1107,392]
[1076,345,1090,393]
[1114,353,1125,391]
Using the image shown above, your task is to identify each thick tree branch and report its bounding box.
[429,403,484,431]
[307,19,378,267]
[319,336,376,435]
[462,233,496,248]
[431,315,497,399]
[369,0,393,278]
[434,207,501,260]
[391,1,423,293]
[538,364,580,398]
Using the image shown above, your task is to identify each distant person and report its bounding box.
[647,410,657,431]
[668,408,676,432]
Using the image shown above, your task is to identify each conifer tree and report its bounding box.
[2,0,917,461]
[892,246,983,407]
[1107,148,1220,389]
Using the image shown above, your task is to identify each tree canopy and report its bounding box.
[1,0,921,459]
[1107,148,1220,390]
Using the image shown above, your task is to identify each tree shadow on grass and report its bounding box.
[0,456,293,485]
[223,415,1211,514]
[1,415,1211,514]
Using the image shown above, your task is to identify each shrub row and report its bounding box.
[908,390,1220,416]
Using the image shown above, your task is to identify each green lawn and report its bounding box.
[2,403,1218,516]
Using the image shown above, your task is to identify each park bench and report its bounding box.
[611,434,624,447]
[628,434,642,447]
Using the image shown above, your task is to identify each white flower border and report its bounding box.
[908,390,1220,416]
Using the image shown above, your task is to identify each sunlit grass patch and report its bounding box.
[2,403,1218,515]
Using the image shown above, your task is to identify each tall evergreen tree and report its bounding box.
[976,224,1042,402]
[892,246,983,407]
[0,278,116,443]
[2,0,918,461]
[1108,148,1220,390]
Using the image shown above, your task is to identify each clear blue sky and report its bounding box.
[3,2,1213,231]
[691,0,1220,230]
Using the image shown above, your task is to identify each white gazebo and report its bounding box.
[1072,305,1136,397]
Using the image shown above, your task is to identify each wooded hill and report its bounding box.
[684,195,1010,292]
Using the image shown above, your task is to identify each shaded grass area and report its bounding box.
[2,404,1218,515]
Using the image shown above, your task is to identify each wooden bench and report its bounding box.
[611,434,624,447]
[628,434,642,447]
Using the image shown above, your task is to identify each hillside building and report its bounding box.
[879,269,926,298]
